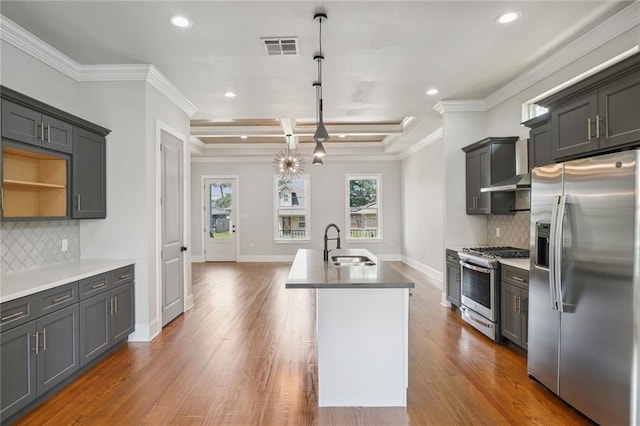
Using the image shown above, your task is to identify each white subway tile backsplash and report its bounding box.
[1,221,80,275]
[487,191,530,249]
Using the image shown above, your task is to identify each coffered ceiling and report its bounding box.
[0,1,634,157]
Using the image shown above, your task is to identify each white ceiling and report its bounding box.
[0,1,633,155]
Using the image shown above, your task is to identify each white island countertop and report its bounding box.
[286,249,414,289]
[1,259,135,303]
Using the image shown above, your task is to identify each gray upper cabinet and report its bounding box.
[1,100,73,154]
[537,52,640,162]
[72,128,106,219]
[462,137,518,215]
[523,114,553,170]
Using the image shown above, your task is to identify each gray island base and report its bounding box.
[286,249,414,407]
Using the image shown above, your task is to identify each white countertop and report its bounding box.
[286,249,414,289]
[500,258,530,271]
[1,259,136,303]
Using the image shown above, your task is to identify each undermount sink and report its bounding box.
[331,255,376,266]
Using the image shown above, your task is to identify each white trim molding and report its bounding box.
[191,255,205,263]
[238,255,295,262]
[0,14,198,116]
[401,255,443,289]
[433,100,487,114]
[399,127,443,159]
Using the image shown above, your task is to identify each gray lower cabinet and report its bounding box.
[0,264,134,422]
[500,265,529,350]
[0,304,80,421]
[0,321,37,420]
[72,127,106,219]
[445,249,461,307]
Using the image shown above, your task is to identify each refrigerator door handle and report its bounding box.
[554,195,568,313]
[549,195,561,311]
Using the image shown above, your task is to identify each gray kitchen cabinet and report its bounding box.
[0,264,134,422]
[72,127,106,219]
[538,52,640,161]
[1,100,73,154]
[1,86,110,222]
[79,268,134,367]
[523,113,553,169]
[445,249,461,307]
[500,265,529,350]
[0,321,37,421]
[462,136,518,215]
[36,304,80,395]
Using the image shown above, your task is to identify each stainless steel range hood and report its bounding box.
[481,139,530,192]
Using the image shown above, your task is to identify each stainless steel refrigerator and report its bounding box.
[529,149,638,425]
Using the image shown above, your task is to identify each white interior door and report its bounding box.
[161,129,184,326]
[204,178,237,262]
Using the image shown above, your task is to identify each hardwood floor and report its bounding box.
[16,261,592,425]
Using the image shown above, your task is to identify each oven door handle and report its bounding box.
[460,261,492,275]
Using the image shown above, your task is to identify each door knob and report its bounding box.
[180,246,188,252]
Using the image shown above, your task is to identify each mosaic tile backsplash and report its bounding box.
[487,191,530,250]
[1,221,80,275]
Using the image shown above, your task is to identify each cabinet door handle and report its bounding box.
[77,194,82,211]
[521,298,527,314]
[40,122,44,142]
[115,296,118,314]
[516,296,521,314]
[42,327,47,351]
[596,114,600,137]
[1,311,25,321]
[33,332,39,355]
[45,124,51,143]
[587,117,592,140]
[53,294,72,303]
[109,298,113,315]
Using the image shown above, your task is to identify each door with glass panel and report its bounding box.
[204,178,237,261]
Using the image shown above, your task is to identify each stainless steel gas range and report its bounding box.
[457,246,529,341]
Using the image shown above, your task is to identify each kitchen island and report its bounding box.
[286,249,414,407]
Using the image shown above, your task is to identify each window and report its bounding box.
[346,174,382,240]
[274,175,310,241]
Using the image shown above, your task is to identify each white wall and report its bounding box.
[190,159,402,260]
[400,139,444,283]
[1,40,192,341]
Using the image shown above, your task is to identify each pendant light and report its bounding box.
[312,11,328,159]
[273,135,305,179]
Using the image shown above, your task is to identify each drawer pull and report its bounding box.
[91,282,106,290]
[1,311,25,321]
[53,294,72,303]
[119,273,131,279]
[511,276,526,282]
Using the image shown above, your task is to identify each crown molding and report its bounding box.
[399,127,443,159]
[484,1,640,110]
[0,14,198,117]
[433,100,487,114]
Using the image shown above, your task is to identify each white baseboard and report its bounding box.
[440,292,452,308]
[400,255,443,289]
[191,255,204,263]
[237,255,295,262]
[377,253,402,261]
[185,294,194,311]
[128,318,159,342]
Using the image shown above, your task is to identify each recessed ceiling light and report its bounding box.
[170,15,192,28]
[223,91,237,98]
[496,12,521,24]
[240,135,248,139]
[426,88,439,96]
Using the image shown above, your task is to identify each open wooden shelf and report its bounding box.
[2,146,68,218]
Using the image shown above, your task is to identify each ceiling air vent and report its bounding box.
[262,37,298,56]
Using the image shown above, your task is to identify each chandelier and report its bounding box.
[273,134,305,179]
[312,11,328,162]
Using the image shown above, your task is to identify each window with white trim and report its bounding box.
[346,174,382,240]
[274,175,310,241]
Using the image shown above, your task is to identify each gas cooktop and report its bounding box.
[461,246,530,259]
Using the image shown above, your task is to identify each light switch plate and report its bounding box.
[61,239,68,252]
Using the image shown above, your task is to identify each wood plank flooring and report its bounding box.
[16,261,593,425]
